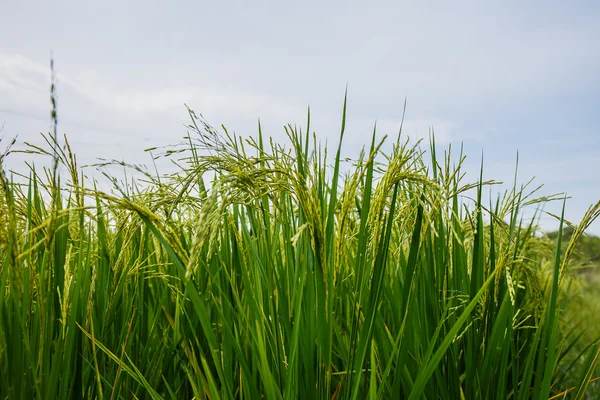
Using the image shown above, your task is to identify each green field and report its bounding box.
[1,100,599,399]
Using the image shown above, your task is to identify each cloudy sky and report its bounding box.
[1,0,599,234]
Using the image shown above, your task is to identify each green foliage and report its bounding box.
[0,103,599,399]
[546,226,600,267]
[545,221,600,397]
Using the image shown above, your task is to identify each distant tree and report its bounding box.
[545,227,600,268]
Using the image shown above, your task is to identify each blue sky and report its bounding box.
[1,0,599,234]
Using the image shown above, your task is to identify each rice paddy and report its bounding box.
[1,97,599,399]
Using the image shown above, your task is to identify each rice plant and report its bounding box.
[0,96,599,399]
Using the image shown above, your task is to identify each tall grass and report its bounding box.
[1,98,599,399]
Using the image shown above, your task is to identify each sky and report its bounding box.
[1,0,599,235]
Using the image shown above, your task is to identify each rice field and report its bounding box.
[1,98,599,399]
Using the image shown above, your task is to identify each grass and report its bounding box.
[1,94,600,399]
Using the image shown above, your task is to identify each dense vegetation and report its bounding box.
[546,227,600,268]
[1,99,599,399]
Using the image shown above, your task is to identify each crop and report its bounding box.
[0,95,599,399]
